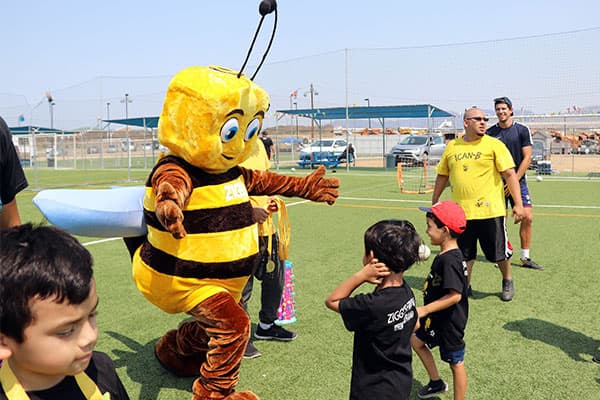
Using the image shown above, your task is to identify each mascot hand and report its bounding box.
[243,165,340,205]
[155,181,187,238]
[302,166,340,205]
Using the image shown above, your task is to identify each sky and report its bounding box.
[2,0,599,129]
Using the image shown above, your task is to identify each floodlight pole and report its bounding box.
[121,93,133,181]
[364,98,371,130]
[293,101,299,139]
[304,83,318,140]
[106,102,111,143]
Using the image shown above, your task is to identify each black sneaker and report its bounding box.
[254,324,297,341]
[593,353,600,364]
[417,379,448,399]
[520,258,544,270]
[243,341,261,359]
[501,279,514,302]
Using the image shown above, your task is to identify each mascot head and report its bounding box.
[158,65,270,174]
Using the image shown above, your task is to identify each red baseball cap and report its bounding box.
[419,201,467,234]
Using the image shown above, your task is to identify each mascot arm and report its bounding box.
[241,165,339,205]
[151,162,193,238]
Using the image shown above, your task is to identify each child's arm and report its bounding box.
[417,289,461,319]
[325,258,390,313]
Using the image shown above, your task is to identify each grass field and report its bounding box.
[16,167,600,399]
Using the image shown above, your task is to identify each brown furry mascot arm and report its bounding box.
[241,165,340,205]
[151,163,193,238]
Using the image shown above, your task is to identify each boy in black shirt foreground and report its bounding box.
[413,201,469,399]
[325,220,421,400]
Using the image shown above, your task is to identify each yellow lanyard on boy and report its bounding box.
[0,360,107,400]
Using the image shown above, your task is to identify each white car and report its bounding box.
[299,139,347,161]
[391,134,445,164]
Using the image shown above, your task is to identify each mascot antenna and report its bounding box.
[237,0,278,80]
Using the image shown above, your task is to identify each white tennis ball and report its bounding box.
[419,244,431,261]
[291,167,296,172]
[536,176,543,182]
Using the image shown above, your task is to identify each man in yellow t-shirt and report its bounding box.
[432,107,525,302]
[240,142,297,359]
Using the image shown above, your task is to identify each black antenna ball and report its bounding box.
[259,0,277,16]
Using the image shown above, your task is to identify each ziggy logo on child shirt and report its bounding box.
[387,297,416,332]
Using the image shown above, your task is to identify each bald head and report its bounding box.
[463,107,488,139]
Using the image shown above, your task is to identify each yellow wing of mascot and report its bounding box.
[132,66,338,399]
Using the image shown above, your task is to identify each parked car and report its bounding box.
[106,143,119,153]
[45,147,64,158]
[575,139,598,155]
[529,140,547,169]
[121,139,136,152]
[86,145,99,154]
[391,134,445,164]
[298,138,347,163]
[142,140,161,151]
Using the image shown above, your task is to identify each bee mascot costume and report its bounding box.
[132,2,338,399]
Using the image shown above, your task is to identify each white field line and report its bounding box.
[339,196,600,209]
[82,195,598,246]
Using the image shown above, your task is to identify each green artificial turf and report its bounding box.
[15,168,600,399]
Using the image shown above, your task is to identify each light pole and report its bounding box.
[121,93,133,180]
[293,101,299,139]
[304,83,319,140]
[289,90,297,138]
[364,98,371,131]
[46,91,55,130]
[106,102,111,143]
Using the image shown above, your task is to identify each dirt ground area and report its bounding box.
[545,155,599,174]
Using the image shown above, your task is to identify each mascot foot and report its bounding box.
[192,379,259,400]
[155,329,204,377]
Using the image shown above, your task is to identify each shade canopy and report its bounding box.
[103,116,159,128]
[9,125,77,135]
[276,104,454,120]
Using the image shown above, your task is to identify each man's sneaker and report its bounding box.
[501,279,514,302]
[520,258,544,270]
[417,379,448,399]
[593,353,600,364]
[243,341,262,359]
[254,324,297,341]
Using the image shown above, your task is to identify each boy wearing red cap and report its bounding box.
[412,201,469,400]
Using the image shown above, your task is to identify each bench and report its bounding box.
[297,151,340,169]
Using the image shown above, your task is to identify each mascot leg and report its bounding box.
[155,320,209,377]
[188,292,258,400]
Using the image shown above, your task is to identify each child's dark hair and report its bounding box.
[364,220,421,273]
[0,223,94,343]
[426,212,460,238]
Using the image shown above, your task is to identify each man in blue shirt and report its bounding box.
[487,97,543,270]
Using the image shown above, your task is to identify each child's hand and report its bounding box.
[266,197,279,213]
[361,258,391,285]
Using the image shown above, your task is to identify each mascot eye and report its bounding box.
[244,118,261,141]
[220,118,240,142]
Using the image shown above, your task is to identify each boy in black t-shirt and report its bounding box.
[413,201,469,400]
[325,220,421,400]
[0,224,130,400]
